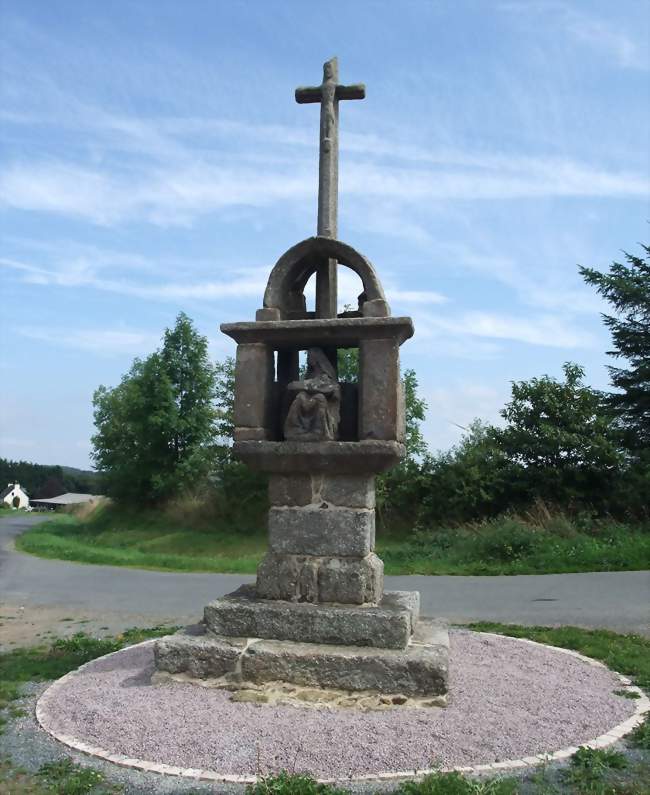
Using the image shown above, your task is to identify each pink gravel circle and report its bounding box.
[37,630,637,780]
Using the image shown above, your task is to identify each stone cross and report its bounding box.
[296,57,365,318]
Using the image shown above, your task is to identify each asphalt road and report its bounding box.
[1,513,649,635]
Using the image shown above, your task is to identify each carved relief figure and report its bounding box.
[284,347,340,441]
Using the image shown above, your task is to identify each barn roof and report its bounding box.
[30,493,100,505]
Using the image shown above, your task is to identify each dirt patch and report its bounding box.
[0,603,178,650]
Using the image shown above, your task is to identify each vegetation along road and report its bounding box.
[2,514,648,638]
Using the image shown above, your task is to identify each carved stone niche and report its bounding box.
[221,236,413,464]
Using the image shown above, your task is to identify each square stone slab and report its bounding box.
[204,585,419,650]
[153,618,448,698]
[154,629,247,679]
[242,618,448,697]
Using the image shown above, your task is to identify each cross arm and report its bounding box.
[336,84,365,100]
[295,86,322,104]
[295,83,366,104]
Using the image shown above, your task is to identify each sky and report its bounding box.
[1,0,649,470]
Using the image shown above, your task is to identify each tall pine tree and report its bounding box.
[580,244,650,452]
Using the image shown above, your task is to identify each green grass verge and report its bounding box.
[15,505,650,576]
[1,624,648,793]
[0,626,175,720]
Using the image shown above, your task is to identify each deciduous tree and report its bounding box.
[490,362,623,507]
[92,314,217,503]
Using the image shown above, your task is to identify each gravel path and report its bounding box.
[37,630,636,780]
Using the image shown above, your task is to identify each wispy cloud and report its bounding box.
[434,241,604,316]
[501,1,649,71]
[0,255,269,302]
[415,309,595,350]
[1,248,448,309]
[388,289,447,305]
[2,150,646,227]
[1,99,647,229]
[16,325,160,356]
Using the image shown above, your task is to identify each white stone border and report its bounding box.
[35,632,650,786]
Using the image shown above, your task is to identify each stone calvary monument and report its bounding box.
[154,58,449,704]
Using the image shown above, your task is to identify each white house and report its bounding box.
[1,482,30,509]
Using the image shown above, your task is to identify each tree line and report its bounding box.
[91,244,650,526]
[0,459,100,499]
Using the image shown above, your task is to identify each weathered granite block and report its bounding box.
[233,343,274,431]
[234,440,405,474]
[317,554,383,603]
[397,379,406,443]
[362,298,390,318]
[268,474,375,510]
[153,609,447,698]
[382,589,420,631]
[256,552,318,601]
[255,307,281,321]
[268,474,313,507]
[221,316,414,348]
[320,474,375,508]
[204,585,418,649]
[268,505,374,556]
[256,552,383,604]
[154,629,245,679]
[241,619,448,697]
[359,338,400,441]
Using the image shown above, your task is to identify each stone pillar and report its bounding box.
[358,338,403,441]
[276,349,299,386]
[256,473,384,605]
[233,343,274,441]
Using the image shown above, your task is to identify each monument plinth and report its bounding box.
[154,58,449,702]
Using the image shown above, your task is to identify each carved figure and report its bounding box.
[284,347,341,441]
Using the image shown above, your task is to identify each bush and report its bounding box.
[472,519,538,563]
[396,771,518,794]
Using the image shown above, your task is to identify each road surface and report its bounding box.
[1,514,648,646]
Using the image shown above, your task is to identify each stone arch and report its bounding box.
[263,237,387,316]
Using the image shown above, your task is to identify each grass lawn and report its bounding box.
[15,503,650,576]
[0,624,648,793]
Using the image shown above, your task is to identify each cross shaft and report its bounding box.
[296,57,365,318]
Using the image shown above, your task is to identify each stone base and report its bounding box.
[152,670,447,710]
[204,586,419,650]
[154,618,448,698]
[256,552,383,604]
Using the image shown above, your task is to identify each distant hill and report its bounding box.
[0,458,102,499]
[60,465,100,480]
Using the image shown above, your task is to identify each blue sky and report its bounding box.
[1,0,648,469]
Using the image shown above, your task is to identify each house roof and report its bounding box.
[30,493,101,505]
[1,484,27,500]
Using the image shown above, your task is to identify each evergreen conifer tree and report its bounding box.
[580,245,650,451]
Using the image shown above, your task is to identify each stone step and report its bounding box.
[203,585,420,650]
[154,618,448,698]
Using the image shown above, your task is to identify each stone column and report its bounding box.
[256,473,384,605]
[358,338,404,442]
[233,343,274,441]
